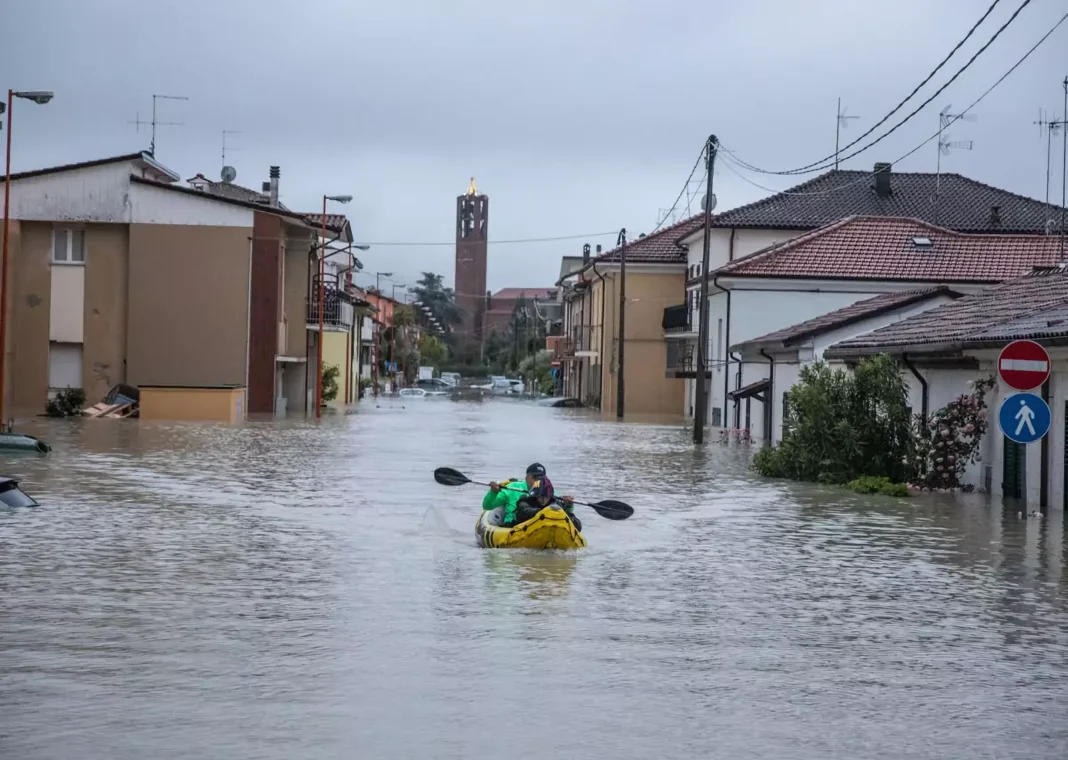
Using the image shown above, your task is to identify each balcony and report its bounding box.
[665,344,711,378]
[663,304,695,337]
[307,274,355,331]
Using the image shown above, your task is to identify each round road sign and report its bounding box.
[997,340,1050,391]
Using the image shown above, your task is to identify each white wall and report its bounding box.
[2,162,135,222]
[682,227,807,273]
[129,183,255,227]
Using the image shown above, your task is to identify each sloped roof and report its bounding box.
[584,215,703,272]
[4,150,180,183]
[682,167,1056,235]
[716,216,1064,283]
[491,287,555,300]
[731,287,960,352]
[302,213,352,238]
[824,267,1068,357]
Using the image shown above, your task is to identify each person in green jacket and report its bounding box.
[482,463,580,530]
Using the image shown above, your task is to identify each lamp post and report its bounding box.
[315,193,352,418]
[0,90,53,430]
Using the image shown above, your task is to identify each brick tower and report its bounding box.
[455,177,489,342]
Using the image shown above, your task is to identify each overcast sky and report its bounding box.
[2,0,1066,294]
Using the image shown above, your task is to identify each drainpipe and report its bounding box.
[1041,378,1050,511]
[592,261,609,409]
[244,237,253,418]
[712,274,730,427]
[901,352,928,422]
[760,348,774,446]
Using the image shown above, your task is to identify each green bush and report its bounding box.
[45,388,86,417]
[321,364,340,403]
[845,476,910,497]
[751,355,915,485]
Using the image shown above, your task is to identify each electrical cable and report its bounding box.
[353,230,618,247]
[649,143,707,233]
[717,8,1068,194]
[726,0,1032,175]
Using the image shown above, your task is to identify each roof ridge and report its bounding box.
[592,212,702,262]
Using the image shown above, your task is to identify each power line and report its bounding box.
[718,7,1067,192]
[728,0,1032,176]
[651,144,706,233]
[353,230,618,247]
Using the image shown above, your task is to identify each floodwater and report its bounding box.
[1,399,1066,760]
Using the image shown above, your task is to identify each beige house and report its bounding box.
[556,221,696,417]
[0,152,350,419]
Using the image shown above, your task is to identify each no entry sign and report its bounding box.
[997,340,1050,391]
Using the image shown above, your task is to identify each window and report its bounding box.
[52,229,85,264]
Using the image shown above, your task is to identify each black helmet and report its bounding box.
[525,462,546,477]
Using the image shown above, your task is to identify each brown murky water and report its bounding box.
[1,399,1066,759]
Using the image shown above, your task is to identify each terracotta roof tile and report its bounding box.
[590,215,703,267]
[825,267,1068,356]
[302,213,350,235]
[717,216,1064,282]
[697,167,1056,234]
[732,287,960,351]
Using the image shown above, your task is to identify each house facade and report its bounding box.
[0,152,350,419]
[825,269,1068,512]
[557,218,699,416]
[668,163,1058,426]
[719,216,1064,444]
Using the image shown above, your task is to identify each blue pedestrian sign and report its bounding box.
[998,392,1050,444]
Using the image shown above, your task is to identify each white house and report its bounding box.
[729,287,962,445]
[668,163,1058,426]
[824,268,1068,512]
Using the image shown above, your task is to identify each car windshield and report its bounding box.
[0,486,37,508]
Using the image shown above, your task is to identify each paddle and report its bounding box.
[434,466,634,520]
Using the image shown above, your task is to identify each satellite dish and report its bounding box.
[701,193,717,212]
[221,165,237,183]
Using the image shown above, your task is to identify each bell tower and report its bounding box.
[455,177,489,342]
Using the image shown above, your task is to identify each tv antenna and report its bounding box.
[934,104,978,223]
[834,98,860,170]
[129,94,188,155]
[221,129,241,176]
[1033,109,1064,232]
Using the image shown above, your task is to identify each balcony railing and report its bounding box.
[308,275,355,330]
[665,345,711,378]
[663,304,693,335]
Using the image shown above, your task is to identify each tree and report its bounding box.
[418,334,449,367]
[321,364,340,403]
[410,272,462,334]
[752,355,915,485]
[914,377,994,491]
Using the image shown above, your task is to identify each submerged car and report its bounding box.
[0,477,38,507]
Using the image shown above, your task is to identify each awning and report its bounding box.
[727,378,770,402]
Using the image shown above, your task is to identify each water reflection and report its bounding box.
[0,402,1066,759]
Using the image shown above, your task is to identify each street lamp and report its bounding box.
[316,193,351,419]
[0,90,53,429]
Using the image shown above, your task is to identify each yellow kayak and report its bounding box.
[475,506,586,550]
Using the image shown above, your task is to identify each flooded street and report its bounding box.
[2,398,1067,759]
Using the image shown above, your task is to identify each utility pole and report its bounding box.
[693,135,718,445]
[616,228,627,419]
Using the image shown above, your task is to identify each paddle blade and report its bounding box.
[434,467,471,487]
[591,500,633,520]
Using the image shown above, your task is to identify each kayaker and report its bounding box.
[487,463,580,531]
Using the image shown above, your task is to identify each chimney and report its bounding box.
[873,163,892,198]
[582,243,590,265]
[596,244,602,254]
[268,166,280,207]
[989,205,1001,228]
[485,289,492,311]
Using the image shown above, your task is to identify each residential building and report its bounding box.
[0,151,349,419]
[669,163,1058,425]
[484,287,557,335]
[719,216,1064,442]
[557,218,700,415]
[730,287,961,443]
[824,267,1068,512]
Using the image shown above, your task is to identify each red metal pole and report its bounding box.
[0,90,14,429]
[315,195,326,418]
